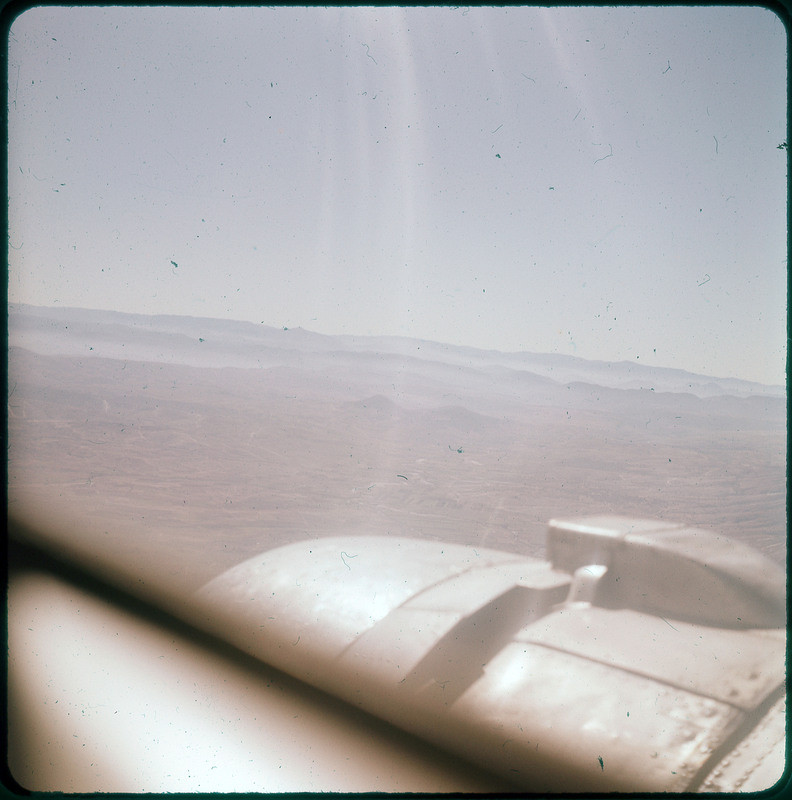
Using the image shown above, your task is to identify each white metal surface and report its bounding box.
[7,568,512,793]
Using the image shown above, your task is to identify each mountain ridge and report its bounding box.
[8,303,784,400]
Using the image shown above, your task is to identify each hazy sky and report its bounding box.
[8,6,787,384]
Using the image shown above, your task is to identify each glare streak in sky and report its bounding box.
[7,6,787,384]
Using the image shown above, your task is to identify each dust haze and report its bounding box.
[8,304,786,593]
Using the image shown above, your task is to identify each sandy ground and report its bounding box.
[8,335,785,596]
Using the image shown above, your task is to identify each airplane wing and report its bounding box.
[192,515,787,793]
[10,511,783,793]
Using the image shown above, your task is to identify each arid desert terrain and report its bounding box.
[8,303,786,595]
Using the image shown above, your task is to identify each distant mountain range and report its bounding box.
[8,303,784,401]
[7,302,786,570]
